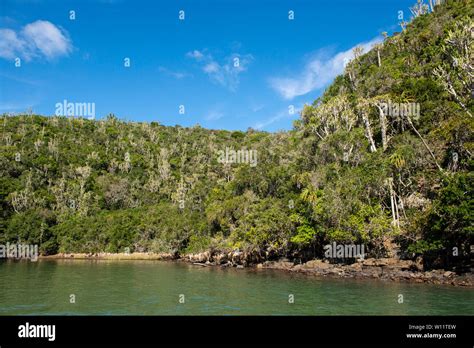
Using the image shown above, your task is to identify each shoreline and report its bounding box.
[38,252,474,287]
[40,252,175,261]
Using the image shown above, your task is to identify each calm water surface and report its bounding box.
[0,260,472,315]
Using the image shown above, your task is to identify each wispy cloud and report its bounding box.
[186,50,204,61]
[0,20,72,61]
[0,101,38,113]
[250,104,265,113]
[254,105,303,130]
[0,72,41,86]
[186,49,253,91]
[269,37,382,100]
[158,66,189,80]
[204,110,224,121]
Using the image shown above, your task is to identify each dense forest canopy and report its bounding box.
[1,0,472,270]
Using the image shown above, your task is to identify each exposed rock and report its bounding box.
[275,260,294,270]
[362,259,378,266]
[415,256,424,271]
[221,261,232,268]
[214,253,228,265]
[292,264,304,271]
[231,251,243,265]
[362,259,388,267]
[304,260,330,269]
[66,250,470,287]
[349,262,362,271]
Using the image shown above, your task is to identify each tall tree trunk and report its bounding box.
[394,195,400,228]
[406,115,443,172]
[375,104,388,151]
[447,82,473,118]
[429,0,434,12]
[387,178,398,227]
[361,112,377,152]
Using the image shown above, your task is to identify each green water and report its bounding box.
[0,259,472,315]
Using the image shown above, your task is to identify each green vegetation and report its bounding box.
[1,0,472,270]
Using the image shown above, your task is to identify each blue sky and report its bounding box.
[0,0,416,131]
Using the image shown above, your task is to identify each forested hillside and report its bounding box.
[1,0,472,270]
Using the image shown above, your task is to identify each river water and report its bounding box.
[0,260,472,315]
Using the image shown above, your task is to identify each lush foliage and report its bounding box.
[1,0,472,268]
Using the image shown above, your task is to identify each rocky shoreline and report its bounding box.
[40,252,473,287]
[258,258,473,287]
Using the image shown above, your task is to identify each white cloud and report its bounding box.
[269,37,382,100]
[158,66,189,79]
[254,113,284,130]
[254,105,302,130]
[205,110,224,121]
[23,21,72,59]
[186,50,204,60]
[0,20,72,61]
[203,62,219,73]
[0,29,28,59]
[187,49,253,91]
[251,104,264,113]
[0,72,40,86]
[0,101,37,112]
